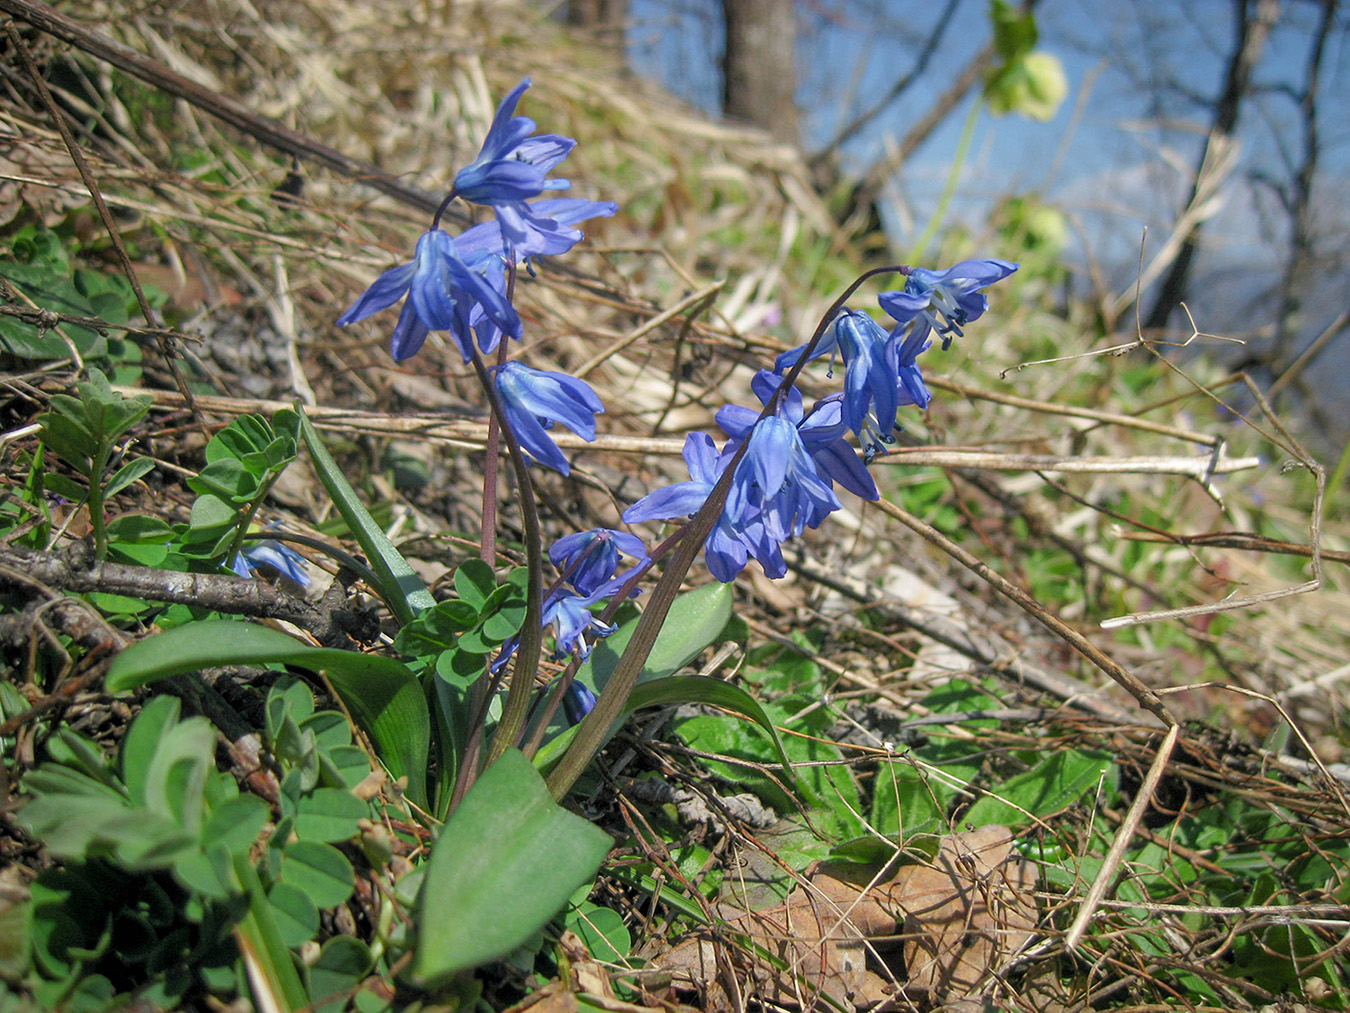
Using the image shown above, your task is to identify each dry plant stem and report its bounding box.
[4,18,204,437]
[1102,373,1324,628]
[932,376,1222,447]
[1158,682,1350,819]
[0,543,347,645]
[877,449,1259,478]
[546,266,910,799]
[117,387,1264,484]
[1119,529,1350,566]
[1064,722,1179,951]
[872,497,1177,728]
[0,0,447,219]
[573,281,725,380]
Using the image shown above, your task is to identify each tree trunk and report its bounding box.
[720,0,799,146]
[1142,0,1279,332]
[564,0,628,49]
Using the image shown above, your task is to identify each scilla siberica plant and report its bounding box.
[338,78,1016,800]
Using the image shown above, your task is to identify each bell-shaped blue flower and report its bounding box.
[563,680,597,724]
[232,539,310,586]
[880,259,1018,351]
[775,310,902,445]
[622,431,761,582]
[542,587,616,661]
[336,229,522,362]
[454,78,575,205]
[457,198,619,355]
[549,527,650,597]
[494,361,604,475]
[455,197,618,264]
[718,371,875,506]
[453,79,590,251]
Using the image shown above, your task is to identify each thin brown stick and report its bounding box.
[1064,723,1179,951]
[872,497,1177,727]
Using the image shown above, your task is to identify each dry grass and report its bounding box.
[3,0,1350,1008]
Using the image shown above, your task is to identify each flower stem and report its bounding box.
[545,265,911,798]
[478,259,517,566]
[429,188,458,232]
[908,97,981,264]
[465,348,546,767]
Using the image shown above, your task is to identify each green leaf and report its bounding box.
[121,694,182,805]
[103,456,155,498]
[564,902,631,964]
[0,256,108,360]
[298,407,434,625]
[675,706,862,837]
[871,741,981,839]
[202,795,270,859]
[309,936,374,1013]
[411,750,611,986]
[188,457,258,503]
[534,675,792,776]
[105,513,174,543]
[963,749,1115,828]
[280,840,355,908]
[106,621,430,807]
[267,882,320,948]
[581,581,733,693]
[454,559,496,610]
[140,716,215,835]
[294,788,367,843]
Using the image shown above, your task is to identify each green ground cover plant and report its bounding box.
[1,2,1347,1011]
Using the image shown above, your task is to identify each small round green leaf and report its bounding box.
[295,788,367,843]
[280,840,355,908]
[268,882,320,948]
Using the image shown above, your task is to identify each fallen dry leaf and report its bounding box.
[651,825,1038,1009]
[886,825,1039,1000]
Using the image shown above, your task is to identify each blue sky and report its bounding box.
[626,0,1349,356]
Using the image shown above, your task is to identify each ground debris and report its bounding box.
[648,825,1038,1009]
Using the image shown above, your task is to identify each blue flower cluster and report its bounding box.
[338,78,617,369]
[625,260,1017,582]
[336,76,1018,666]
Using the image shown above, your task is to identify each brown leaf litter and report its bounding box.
[650,825,1038,1009]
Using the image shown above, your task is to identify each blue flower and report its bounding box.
[491,572,633,674]
[456,198,619,354]
[543,587,617,661]
[454,79,583,250]
[775,310,902,446]
[454,79,574,203]
[717,371,873,514]
[550,528,649,597]
[232,539,310,586]
[455,197,618,263]
[725,415,841,544]
[622,431,758,582]
[563,681,597,724]
[336,229,522,362]
[879,259,1018,351]
[494,361,604,475]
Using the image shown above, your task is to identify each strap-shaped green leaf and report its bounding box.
[296,407,434,625]
[411,749,611,986]
[107,621,431,807]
